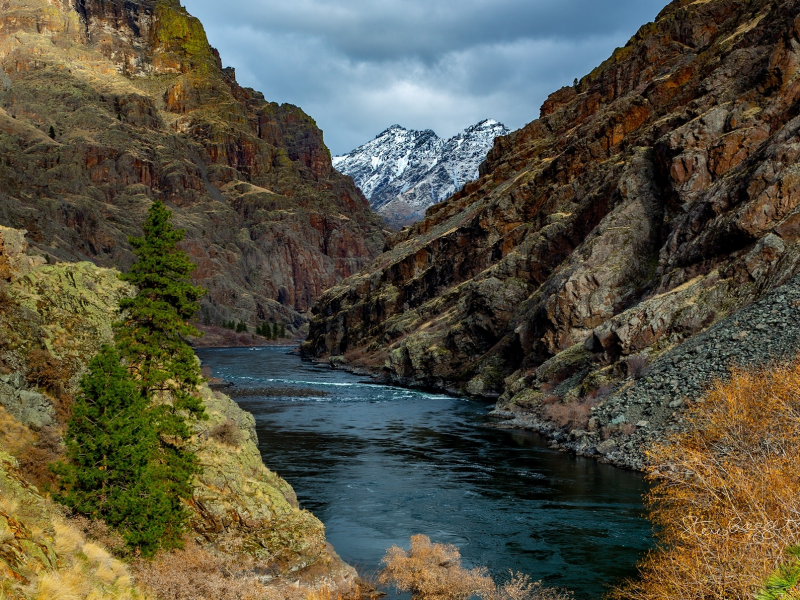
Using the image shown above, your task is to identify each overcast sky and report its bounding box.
[183,0,667,155]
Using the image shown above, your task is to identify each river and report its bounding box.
[197,347,652,599]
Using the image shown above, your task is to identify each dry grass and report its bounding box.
[379,535,569,600]
[613,361,800,600]
[132,539,304,600]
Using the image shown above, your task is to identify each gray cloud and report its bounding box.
[183,0,666,154]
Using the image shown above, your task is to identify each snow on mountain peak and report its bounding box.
[334,119,510,229]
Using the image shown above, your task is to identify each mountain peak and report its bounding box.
[334,119,510,228]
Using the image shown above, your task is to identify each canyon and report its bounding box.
[305,0,800,467]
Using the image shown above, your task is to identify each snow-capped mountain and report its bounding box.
[333,119,510,228]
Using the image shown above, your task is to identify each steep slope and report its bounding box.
[306,0,800,460]
[0,0,387,332]
[0,226,356,592]
[333,120,509,228]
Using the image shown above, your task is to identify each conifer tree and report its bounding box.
[279,324,285,339]
[272,322,279,339]
[56,201,207,557]
[116,200,206,421]
[55,346,176,557]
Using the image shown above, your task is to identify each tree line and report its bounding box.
[222,320,287,339]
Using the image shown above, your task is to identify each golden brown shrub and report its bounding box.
[132,540,292,600]
[379,534,494,600]
[379,536,570,600]
[614,362,800,600]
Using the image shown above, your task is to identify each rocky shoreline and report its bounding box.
[493,274,800,471]
[317,273,800,472]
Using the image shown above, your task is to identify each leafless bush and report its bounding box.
[493,572,574,600]
[209,419,243,447]
[17,425,62,492]
[542,397,599,430]
[379,534,494,600]
[69,516,126,554]
[379,536,570,600]
[541,395,560,406]
[626,355,649,380]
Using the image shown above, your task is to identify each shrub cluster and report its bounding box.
[614,361,800,600]
[379,534,572,600]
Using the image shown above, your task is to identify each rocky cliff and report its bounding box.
[333,120,509,229]
[0,0,387,332]
[305,0,800,465]
[0,226,355,593]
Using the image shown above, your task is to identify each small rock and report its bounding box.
[597,439,618,456]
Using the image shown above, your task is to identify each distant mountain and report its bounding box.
[333,120,510,228]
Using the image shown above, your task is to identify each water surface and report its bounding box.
[197,347,652,599]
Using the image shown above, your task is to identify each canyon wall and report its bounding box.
[305,0,800,464]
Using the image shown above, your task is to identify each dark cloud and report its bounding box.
[183,0,666,154]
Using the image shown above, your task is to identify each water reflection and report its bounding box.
[197,347,652,599]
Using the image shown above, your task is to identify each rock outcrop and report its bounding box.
[305,0,800,464]
[0,0,387,332]
[0,226,354,588]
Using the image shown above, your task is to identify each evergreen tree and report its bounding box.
[115,201,206,541]
[54,347,177,557]
[279,324,286,339]
[56,201,208,557]
[272,322,279,340]
[48,125,55,139]
[116,200,206,421]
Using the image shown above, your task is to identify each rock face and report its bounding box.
[333,120,509,228]
[306,0,800,463]
[0,0,387,332]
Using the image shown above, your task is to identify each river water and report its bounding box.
[197,347,652,599]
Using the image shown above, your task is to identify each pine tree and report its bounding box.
[115,201,206,541]
[48,125,55,139]
[279,324,285,339]
[54,346,177,557]
[272,322,279,339]
[116,200,206,420]
[56,201,208,557]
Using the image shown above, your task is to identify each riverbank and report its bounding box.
[198,346,653,599]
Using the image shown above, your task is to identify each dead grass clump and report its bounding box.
[613,362,800,600]
[542,397,598,430]
[209,419,243,447]
[132,540,282,600]
[541,395,560,406]
[379,534,494,600]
